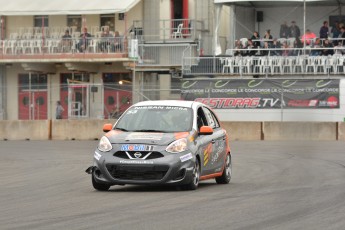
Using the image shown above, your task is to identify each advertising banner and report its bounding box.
[181,79,340,109]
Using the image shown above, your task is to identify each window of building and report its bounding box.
[34,15,49,27]
[19,74,47,90]
[67,15,82,32]
[100,14,115,31]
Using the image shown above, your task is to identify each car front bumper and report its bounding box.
[87,149,196,186]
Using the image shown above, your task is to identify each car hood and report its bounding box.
[105,130,191,146]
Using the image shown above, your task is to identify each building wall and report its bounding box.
[6,16,33,35]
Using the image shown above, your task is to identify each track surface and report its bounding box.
[1,140,344,230]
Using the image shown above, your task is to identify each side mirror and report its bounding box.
[199,126,213,135]
[103,123,113,132]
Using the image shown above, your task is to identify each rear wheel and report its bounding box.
[216,154,232,184]
[92,172,110,191]
[182,159,200,190]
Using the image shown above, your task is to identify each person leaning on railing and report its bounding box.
[61,30,72,52]
[99,27,113,52]
[77,27,92,53]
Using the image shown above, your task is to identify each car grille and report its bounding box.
[106,164,169,181]
[114,151,164,160]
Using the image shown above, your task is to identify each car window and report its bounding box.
[197,107,208,130]
[115,106,193,132]
[202,107,219,129]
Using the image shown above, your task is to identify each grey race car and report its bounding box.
[86,100,232,191]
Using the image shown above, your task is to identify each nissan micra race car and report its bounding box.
[86,100,232,191]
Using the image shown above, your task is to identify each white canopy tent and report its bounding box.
[0,0,141,15]
[213,0,345,54]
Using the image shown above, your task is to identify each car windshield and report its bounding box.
[115,105,193,132]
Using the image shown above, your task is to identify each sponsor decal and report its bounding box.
[195,98,260,109]
[134,106,187,111]
[319,96,339,108]
[248,80,264,88]
[288,100,318,107]
[215,80,230,88]
[121,144,154,151]
[182,79,340,109]
[120,160,154,164]
[94,152,101,161]
[180,153,193,162]
[211,141,225,164]
[203,143,213,166]
[127,132,163,140]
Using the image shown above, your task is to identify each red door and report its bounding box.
[104,89,131,119]
[18,91,47,120]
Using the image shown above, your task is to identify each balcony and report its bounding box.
[0,36,128,63]
[131,19,204,44]
[182,47,345,77]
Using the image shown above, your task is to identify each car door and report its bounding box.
[201,106,227,175]
[194,107,215,176]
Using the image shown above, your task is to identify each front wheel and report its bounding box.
[216,154,232,184]
[182,159,200,190]
[92,172,110,191]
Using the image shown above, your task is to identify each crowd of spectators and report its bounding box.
[233,20,345,57]
[60,27,123,53]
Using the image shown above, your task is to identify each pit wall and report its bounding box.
[0,120,344,141]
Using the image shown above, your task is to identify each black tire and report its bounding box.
[216,154,232,184]
[92,172,110,191]
[182,159,200,190]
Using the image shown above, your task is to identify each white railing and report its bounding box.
[131,19,204,42]
[0,37,127,56]
[183,49,345,76]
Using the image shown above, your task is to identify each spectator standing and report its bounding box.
[319,21,329,39]
[301,29,316,45]
[263,29,273,46]
[77,27,92,52]
[56,101,64,119]
[280,21,289,38]
[99,27,114,52]
[61,30,72,52]
[338,26,345,45]
[251,31,261,48]
[289,21,301,38]
[114,31,123,52]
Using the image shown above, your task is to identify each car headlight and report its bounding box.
[166,138,188,153]
[98,136,112,152]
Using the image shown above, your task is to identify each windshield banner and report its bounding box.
[181,79,340,109]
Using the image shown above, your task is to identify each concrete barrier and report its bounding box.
[52,119,116,140]
[338,122,345,141]
[263,122,337,141]
[221,122,262,141]
[0,120,49,140]
[0,120,343,141]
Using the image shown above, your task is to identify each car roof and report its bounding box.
[133,100,202,108]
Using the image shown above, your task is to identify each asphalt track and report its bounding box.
[1,140,344,230]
